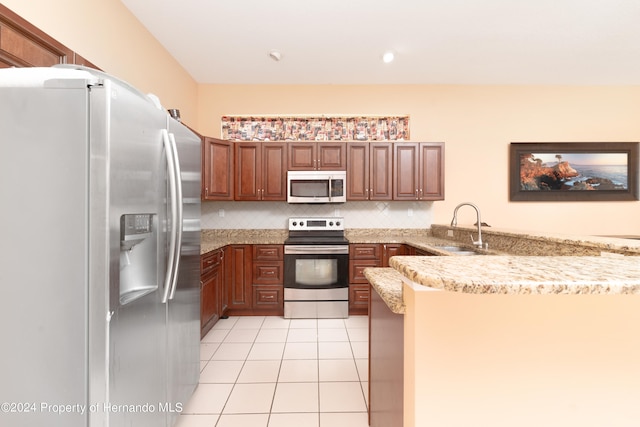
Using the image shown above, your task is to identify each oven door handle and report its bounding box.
[284,245,349,255]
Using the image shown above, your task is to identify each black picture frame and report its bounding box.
[509,142,639,201]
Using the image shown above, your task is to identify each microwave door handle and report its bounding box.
[328,176,332,202]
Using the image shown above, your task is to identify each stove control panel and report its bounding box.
[288,217,344,231]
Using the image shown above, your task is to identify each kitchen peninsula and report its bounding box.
[365,227,640,427]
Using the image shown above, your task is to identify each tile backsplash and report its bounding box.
[201,201,433,230]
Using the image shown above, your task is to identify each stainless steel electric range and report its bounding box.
[283,217,349,319]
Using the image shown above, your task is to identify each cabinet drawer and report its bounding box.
[253,261,284,285]
[253,285,283,308]
[253,245,283,261]
[349,284,370,306]
[350,243,381,259]
[349,259,380,284]
[201,250,222,277]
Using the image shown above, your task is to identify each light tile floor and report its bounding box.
[176,316,369,427]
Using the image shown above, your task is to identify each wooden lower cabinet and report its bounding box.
[368,285,404,427]
[251,245,284,315]
[253,285,283,313]
[200,249,223,337]
[201,244,284,323]
[349,244,379,315]
[348,243,407,315]
[204,242,413,324]
[224,244,253,315]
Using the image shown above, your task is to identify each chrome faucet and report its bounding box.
[450,202,485,249]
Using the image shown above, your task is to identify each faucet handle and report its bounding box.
[469,234,484,249]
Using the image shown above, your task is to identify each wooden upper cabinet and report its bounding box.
[289,142,346,170]
[394,142,444,201]
[203,137,234,201]
[0,5,100,70]
[0,4,72,68]
[419,142,444,200]
[347,142,393,201]
[346,143,368,200]
[235,142,287,201]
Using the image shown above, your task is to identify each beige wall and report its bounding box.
[5,1,639,236]
[199,84,640,236]
[2,0,199,125]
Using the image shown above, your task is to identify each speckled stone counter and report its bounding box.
[431,224,640,256]
[201,229,287,254]
[390,255,640,295]
[363,268,406,314]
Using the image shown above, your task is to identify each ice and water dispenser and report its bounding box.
[119,213,158,305]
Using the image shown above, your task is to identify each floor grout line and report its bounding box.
[189,316,369,427]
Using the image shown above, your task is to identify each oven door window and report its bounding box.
[285,253,348,289]
[295,259,337,286]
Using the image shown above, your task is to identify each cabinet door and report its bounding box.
[0,5,73,67]
[235,142,261,200]
[394,142,445,200]
[201,249,223,336]
[288,143,315,170]
[419,143,444,200]
[346,143,369,200]
[203,137,234,200]
[382,244,406,267]
[219,246,230,315]
[369,143,393,200]
[317,142,346,170]
[201,267,219,329]
[393,143,420,200]
[289,142,346,170]
[261,143,287,200]
[225,245,252,311]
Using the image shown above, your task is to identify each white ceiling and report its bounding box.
[121,0,640,85]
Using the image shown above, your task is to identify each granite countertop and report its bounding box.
[200,229,287,254]
[389,255,640,295]
[200,227,640,312]
[200,228,494,256]
[363,268,406,314]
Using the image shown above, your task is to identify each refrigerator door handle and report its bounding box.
[161,129,182,303]
[167,132,183,300]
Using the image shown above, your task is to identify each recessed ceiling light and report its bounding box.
[382,51,395,63]
[269,50,282,61]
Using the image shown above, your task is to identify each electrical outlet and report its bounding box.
[218,209,225,218]
[408,208,413,217]
[447,229,454,237]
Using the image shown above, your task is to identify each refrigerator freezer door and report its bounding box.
[98,79,169,427]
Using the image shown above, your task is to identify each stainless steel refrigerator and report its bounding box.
[0,66,201,427]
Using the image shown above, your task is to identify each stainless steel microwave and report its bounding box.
[287,171,346,203]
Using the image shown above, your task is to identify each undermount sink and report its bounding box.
[432,245,482,256]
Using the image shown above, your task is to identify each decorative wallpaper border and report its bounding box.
[221,115,410,142]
